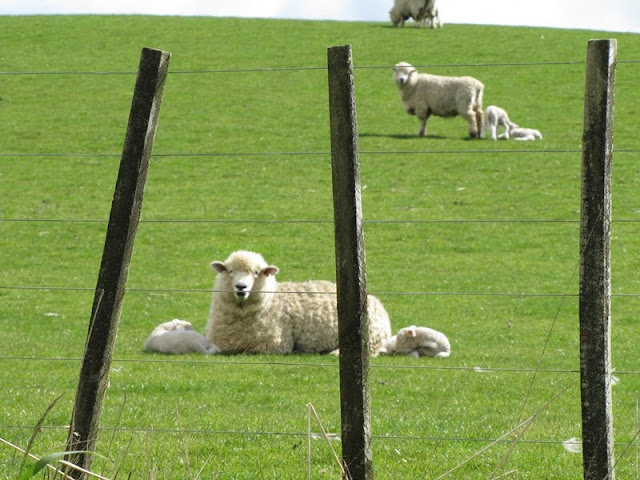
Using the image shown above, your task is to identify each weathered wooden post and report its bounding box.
[579,38,616,480]
[64,47,170,477]
[327,44,373,480]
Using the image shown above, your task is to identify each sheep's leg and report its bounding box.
[490,125,497,141]
[418,118,426,137]
[463,110,479,138]
[502,121,510,140]
[418,111,430,137]
[472,108,484,139]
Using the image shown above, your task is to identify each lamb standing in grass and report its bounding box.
[205,250,392,356]
[384,325,450,358]
[484,105,519,140]
[392,62,484,138]
[422,0,442,28]
[144,319,221,354]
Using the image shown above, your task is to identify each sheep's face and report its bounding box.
[389,8,404,26]
[392,62,416,88]
[212,251,279,303]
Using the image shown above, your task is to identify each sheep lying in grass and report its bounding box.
[483,105,519,140]
[144,319,221,354]
[383,325,450,358]
[390,0,433,27]
[510,127,543,141]
[205,250,392,356]
[392,62,484,138]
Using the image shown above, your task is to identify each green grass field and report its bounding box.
[1,14,639,478]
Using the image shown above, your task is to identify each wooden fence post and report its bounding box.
[64,47,170,477]
[579,38,616,480]
[327,44,373,480]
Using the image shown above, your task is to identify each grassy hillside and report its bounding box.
[0,15,639,478]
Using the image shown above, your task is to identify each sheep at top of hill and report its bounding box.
[390,0,440,28]
[483,105,519,140]
[144,319,221,354]
[392,62,485,138]
[205,250,392,356]
[384,325,450,358]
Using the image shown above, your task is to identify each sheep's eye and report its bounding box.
[254,270,260,276]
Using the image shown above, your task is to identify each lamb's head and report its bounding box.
[165,319,194,331]
[392,62,417,88]
[150,319,194,336]
[395,325,451,358]
[394,325,420,352]
[211,250,279,304]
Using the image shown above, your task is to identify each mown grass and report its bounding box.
[1,14,639,478]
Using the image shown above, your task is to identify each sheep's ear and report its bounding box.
[211,261,227,273]
[406,327,417,338]
[262,266,279,277]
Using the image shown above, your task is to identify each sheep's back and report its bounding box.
[391,0,424,16]
[412,73,483,117]
[277,280,339,353]
[278,281,391,355]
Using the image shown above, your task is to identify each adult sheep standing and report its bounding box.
[392,61,485,138]
[390,0,437,28]
[205,250,392,356]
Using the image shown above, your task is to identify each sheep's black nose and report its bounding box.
[236,282,247,291]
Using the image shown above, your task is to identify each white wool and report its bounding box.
[205,250,392,356]
[384,324,450,358]
[389,0,441,28]
[510,127,543,141]
[144,319,221,355]
[393,62,484,138]
[483,105,519,140]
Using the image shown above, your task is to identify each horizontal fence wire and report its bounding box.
[1,148,640,158]
[10,355,640,375]
[0,58,639,76]
[0,422,611,448]
[2,59,639,468]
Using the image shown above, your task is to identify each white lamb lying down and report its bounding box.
[510,127,543,141]
[144,319,221,355]
[483,105,518,140]
[383,325,450,358]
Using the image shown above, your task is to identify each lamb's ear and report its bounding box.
[406,326,417,338]
[211,261,227,273]
[262,265,279,277]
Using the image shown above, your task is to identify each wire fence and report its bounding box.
[1,56,639,475]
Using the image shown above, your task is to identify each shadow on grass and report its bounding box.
[358,132,462,140]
